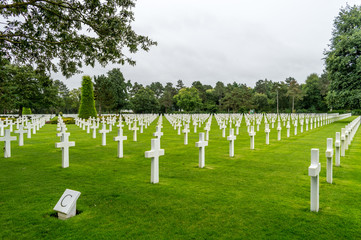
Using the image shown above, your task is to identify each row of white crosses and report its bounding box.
[308,116,361,212]
[0,116,48,158]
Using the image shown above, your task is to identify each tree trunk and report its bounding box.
[19,106,23,117]
[292,96,295,113]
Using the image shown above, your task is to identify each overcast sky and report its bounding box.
[53,0,360,90]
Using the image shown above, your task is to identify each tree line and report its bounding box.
[0,61,331,114]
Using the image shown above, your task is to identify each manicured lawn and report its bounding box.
[1,115,360,239]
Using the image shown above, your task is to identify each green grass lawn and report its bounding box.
[1,115,361,239]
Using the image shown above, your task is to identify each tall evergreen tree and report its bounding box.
[78,76,97,119]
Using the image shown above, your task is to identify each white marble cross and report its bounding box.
[221,123,226,138]
[132,122,139,141]
[308,148,321,212]
[86,120,91,134]
[8,121,15,132]
[235,121,240,135]
[227,128,236,157]
[145,138,164,184]
[249,126,256,150]
[177,122,182,135]
[286,121,290,138]
[265,124,270,145]
[204,125,210,141]
[326,138,333,184]
[90,123,98,139]
[55,132,75,168]
[277,122,282,141]
[341,128,346,157]
[0,129,17,158]
[153,126,163,140]
[113,128,127,158]
[335,132,341,166]
[99,124,110,146]
[193,121,198,133]
[195,132,208,168]
[182,124,190,145]
[294,121,298,135]
[14,125,27,146]
[139,121,144,133]
[0,120,6,136]
[345,127,349,150]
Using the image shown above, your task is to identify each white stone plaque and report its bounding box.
[53,189,81,220]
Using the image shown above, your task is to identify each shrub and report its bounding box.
[22,107,32,115]
[49,116,75,124]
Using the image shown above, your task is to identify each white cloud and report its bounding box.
[53,0,360,89]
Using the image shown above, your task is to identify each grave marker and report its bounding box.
[326,138,333,184]
[55,132,75,168]
[308,148,321,212]
[249,126,256,150]
[335,132,341,166]
[14,125,27,146]
[114,128,127,158]
[53,189,81,220]
[195,132,208,168]
[0,129,17,158]
[99,124,110,146]
[227,128,236,157]
[145,138,164,184]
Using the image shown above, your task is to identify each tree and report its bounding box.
[129,82,144,98]
[173,87,202,112]
[130,88,159,113]
[301,73,327,111]
[176,80,185,91]
[94,74,115,114]
[160,82,177,113]
[0,0,157,78]
[78,75,97,119]
[253,93,269,112]
[0,62,57,115]
[214,81,225,106]
[325,4,361,109]
[285,77,303,112]
[107,69,130,111]
[148,82,164,99]
[94,68,129,114]
[221,84,254,112]
[68,88,81,113]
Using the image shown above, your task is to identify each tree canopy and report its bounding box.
[0,0,157,78]
[325,4,361,109]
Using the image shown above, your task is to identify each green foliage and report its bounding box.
[325,4,361,109]
[160,82,177,113]
[78,76,97,119]
[21,107,32,115]
[130,88,159,113]
[0,62,58,115]
[0,0,157,78]
[49,116,75,124]
[301,73,327,111]
[253,93,269,111]
[173,87,202,111]
[221,84,254,112]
